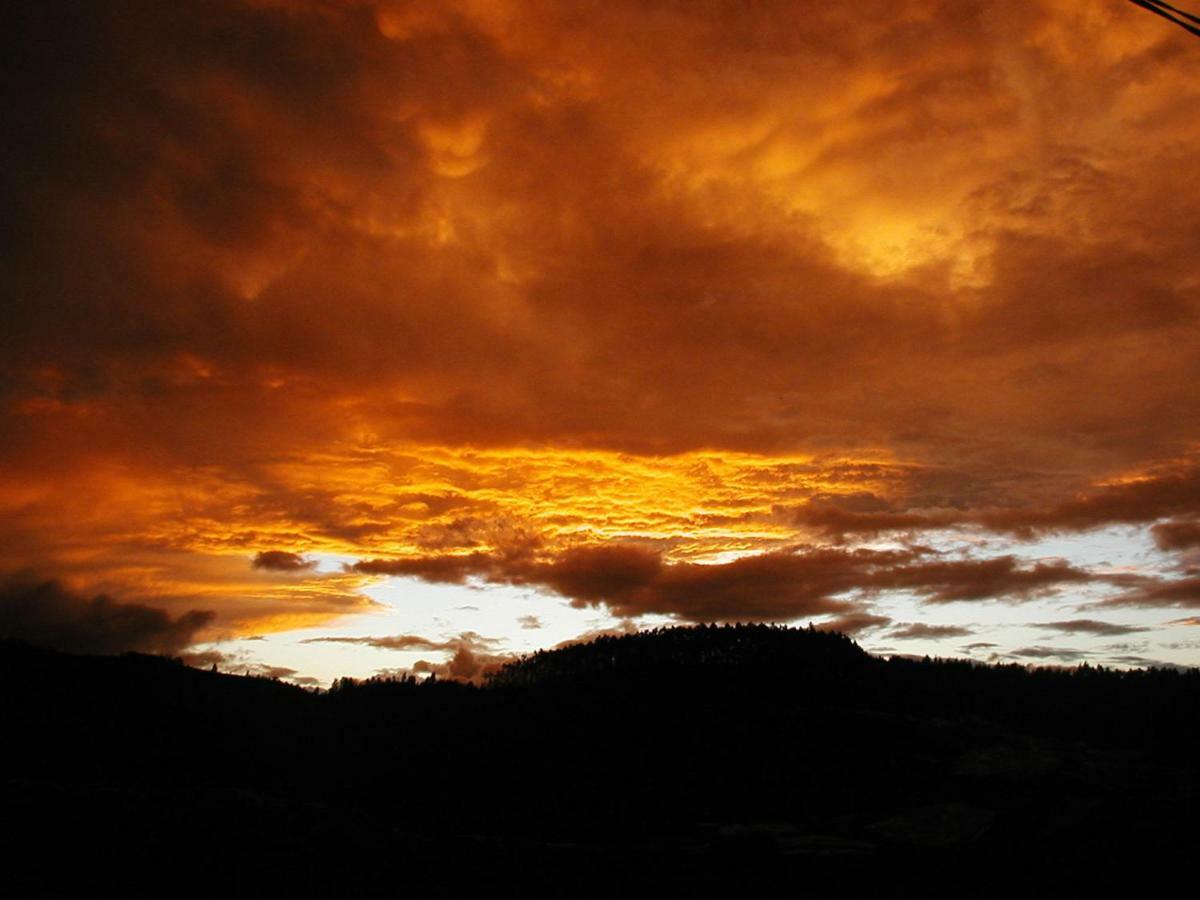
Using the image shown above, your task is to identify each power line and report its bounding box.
[1128,0,1200,38]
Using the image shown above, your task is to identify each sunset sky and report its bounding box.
[4,1,1200,684]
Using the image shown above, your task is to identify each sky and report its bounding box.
[4,0,1200,685]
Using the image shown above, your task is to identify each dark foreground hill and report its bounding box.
[3,624,1199,896]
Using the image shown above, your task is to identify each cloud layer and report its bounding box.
[0,579,213,656]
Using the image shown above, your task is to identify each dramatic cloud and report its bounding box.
[5,1,1200,675]
[0,578,213,655]
[866,556,1095,604]
[353,544,1102,621]
[978,468,1200,538]
[788,466,1200,541]
[1151,520,1200,551]
[252,551,317,572]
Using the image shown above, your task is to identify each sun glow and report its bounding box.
[0,443,908,638]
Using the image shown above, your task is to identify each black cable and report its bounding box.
[1128,0,1200,39]
[1141,0,1200,27]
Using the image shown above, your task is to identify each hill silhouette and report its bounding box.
[2,625,1198,894]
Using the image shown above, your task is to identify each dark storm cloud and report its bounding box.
[867,556,1094,604]
[6,0,1200,472]
[788,466,1200,542]
[783,500,961,542]
[353,544,1100,621]
[351,553,496,584]
[4,0,1200,660]
[978,467,1200,538]
[0,578,213,655]
[1151,519,1200,551]
[252,550,316,572]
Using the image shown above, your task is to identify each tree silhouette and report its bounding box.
[2,628,1199,894]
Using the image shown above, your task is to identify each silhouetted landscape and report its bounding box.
[4,624,1198,895]
[10,2,1200,894]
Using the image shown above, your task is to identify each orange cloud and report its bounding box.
[4,2,1200,667]
[353,543,1103,621]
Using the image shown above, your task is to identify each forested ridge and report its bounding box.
[3,625,1197,894]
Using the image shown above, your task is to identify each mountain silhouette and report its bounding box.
[2,625,1198,895]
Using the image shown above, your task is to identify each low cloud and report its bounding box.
[789,468,1200,544]
[1151,520,1200,552]
[0,578,213,655]
[1035,619,1150,637]
[252,551,317,572]
[180,647,319,685]
[304,631,511,683]
[1099,576,1200,609]
[413,642,511,683]
[353,544,1100,621]
[351,553,495,584]
[816,612,893,635]
[981,468,1200,539]
[303,633,464,652]
[551,621,643,649]
[869,556,1094,604]
[889,623,975,640]
[1008,646,1089,662]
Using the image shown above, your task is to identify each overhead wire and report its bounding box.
[1127,0,1200,38]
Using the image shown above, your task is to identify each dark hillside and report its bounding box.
[2,626,1198,895]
